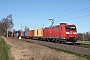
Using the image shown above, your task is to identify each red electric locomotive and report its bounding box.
[43,23,78,43]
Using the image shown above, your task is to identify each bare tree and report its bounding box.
[78,32,90,41]
[78,33,83,41]
[0,14,14,36]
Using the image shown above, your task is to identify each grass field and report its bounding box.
[76,41,90,44]
[0,37,10,60]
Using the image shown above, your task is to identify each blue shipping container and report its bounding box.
[24,31,27,36]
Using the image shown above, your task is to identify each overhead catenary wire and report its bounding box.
[51,7,90,24]
[53,0,90,19]
[60,9,90,21]
[38,0,90,28]
[44,0,90,25]
[55,7,90,19]
[63,10,90,18]
[67,14,90,21]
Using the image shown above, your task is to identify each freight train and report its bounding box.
[18,23,78,43]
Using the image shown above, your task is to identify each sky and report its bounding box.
[0,0,90,33]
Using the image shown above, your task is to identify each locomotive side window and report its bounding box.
[65,25,76,30]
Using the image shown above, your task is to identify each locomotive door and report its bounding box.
[59,26,63,38]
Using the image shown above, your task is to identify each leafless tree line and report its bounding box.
[78,32,90,41]
[0,14,14,36]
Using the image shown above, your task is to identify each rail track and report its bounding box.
[63,43,90,48]
[22,37,90,49]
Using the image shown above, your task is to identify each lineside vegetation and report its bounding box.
[77,41,90,44]
[0,37,10,60]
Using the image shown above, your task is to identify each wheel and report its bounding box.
[57,40,60,44]
[47,39,50,42]
[61,41,64,44]
[55,39,58,43]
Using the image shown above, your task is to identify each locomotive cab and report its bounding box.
[60,23,78,43]
[65,25,78,42]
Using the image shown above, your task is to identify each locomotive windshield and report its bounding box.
[65,25,76,30]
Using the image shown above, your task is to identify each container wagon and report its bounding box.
[21,32,24,38]
[23,31,27,38]
[26,30,34,39]
[34,28,43,39]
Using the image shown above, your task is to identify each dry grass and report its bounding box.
[11,43,86,60]
[3,37,86,60]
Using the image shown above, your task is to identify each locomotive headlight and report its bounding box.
[66,32,69,34]
[63,38,65,39]
[73,32,77,34]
